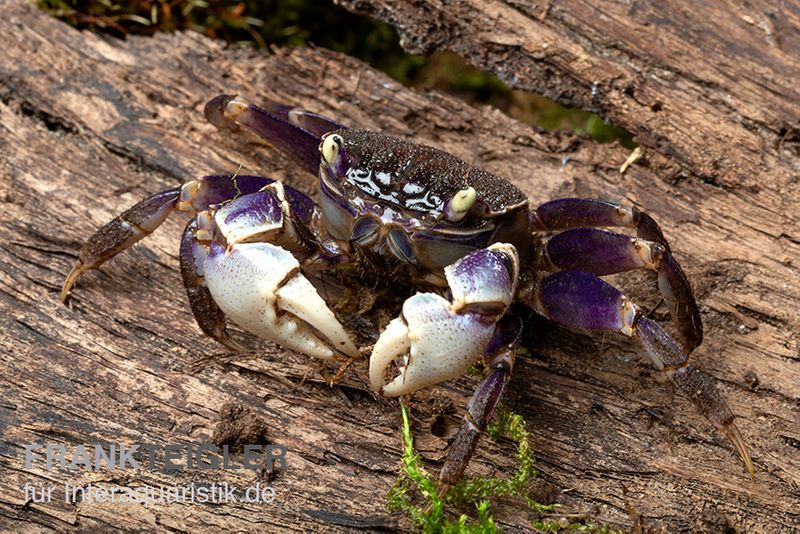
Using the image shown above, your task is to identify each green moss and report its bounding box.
[389,401,560,533]
[387,401,500,533]
[388,402,626,532]
[451,406,555,513]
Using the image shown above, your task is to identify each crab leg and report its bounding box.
[538,227,702,352]
[62,186,180,302]
[61,174,274,302]
[530,198,670,249]
[255,100,347,137]
[438,314,522,492]
[205,95,341,175]
[527,270,754,477]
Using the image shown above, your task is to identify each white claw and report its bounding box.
[370,245,519,397]
[275,275,358,356]
[369,317,411,392]
[369,293,496,397]
[204,242,358,360]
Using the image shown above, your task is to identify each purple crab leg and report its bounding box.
[438,313,522,493]
[205,95,331,176]
[256,101,347,137]
[531,198,669,249]
[539,227,702,352]
[526,270,754,477]
[61,174,274,302]
[180,174,275,210]
[179,220,241,350]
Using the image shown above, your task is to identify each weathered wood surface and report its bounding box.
[340,0,800,193]
[0,0,797,531]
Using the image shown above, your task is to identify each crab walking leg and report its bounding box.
[527,270,754,477]
[179,220,241,350]
[254,100,347,137]
[370,244,520,397]
[530,198,670,249]
[539,228,702,351]
[203,184,358,360]
[438,314,523,491]
[205,95,327,175]
[60,174,276,302]
[178,174,276,211]
[62,187,179,302]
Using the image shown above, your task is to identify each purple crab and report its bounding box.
[61,94,754,490]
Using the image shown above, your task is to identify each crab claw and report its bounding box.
[370,244,519,396]
[204,241,357,361]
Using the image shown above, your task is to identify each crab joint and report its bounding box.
[195,211,214,243]
[616,204,637,226]
[632,238,659,269]
[177,180,202,213]
[445,187,477,222]
[221,95,249,120]
[620,297,638,337]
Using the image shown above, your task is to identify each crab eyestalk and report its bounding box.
[320,132,353,178]
[321,133,343,166]
[444,187,477,222]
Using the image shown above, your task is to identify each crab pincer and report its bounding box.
[369,244,518,396]
[203,193,357,359]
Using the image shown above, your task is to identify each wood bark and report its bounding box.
[0,0,797,532]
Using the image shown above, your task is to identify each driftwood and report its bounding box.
[0,0,798,531]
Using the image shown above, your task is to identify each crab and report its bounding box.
[61,94,754,491]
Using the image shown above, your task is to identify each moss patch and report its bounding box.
[389,402,624,533]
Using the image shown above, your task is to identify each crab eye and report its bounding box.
[445,187,477,222]
[321,134,343,166]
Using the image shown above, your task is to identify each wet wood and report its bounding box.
[0,0,798,531]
